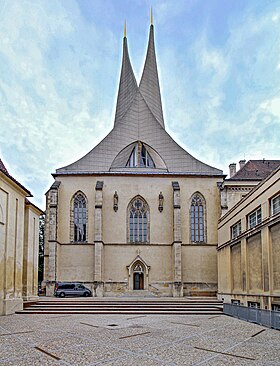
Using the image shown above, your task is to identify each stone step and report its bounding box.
[17,309,222,315]
[35,300,223,305]
[17,298,223,315]
[19,298,223,315]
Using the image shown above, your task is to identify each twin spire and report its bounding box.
[114,12,164,128]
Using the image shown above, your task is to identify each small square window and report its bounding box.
[231,221,241,239]
[247,207,262,229]
[248,301,260,309]
[231,299,240,305]
[272,304,280,312]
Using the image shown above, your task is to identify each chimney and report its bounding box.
[239,159,246,170]
[229,163,236,178]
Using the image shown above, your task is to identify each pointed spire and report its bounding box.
[114,27,138,126]
[150,7,153,25]
[139,20,165,128]
[124,20,126,38]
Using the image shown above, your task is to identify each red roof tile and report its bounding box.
[227,160,280,181]
[0,159,9,174]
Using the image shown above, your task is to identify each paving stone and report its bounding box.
[0,313,279,366]
[0,354,63,366]
[49,344,128,365]
[97,354,169,366]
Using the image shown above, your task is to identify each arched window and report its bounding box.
[128,196,149,243]
[70,192,87,242]
[126,142,155,168]
[190,193,206,243]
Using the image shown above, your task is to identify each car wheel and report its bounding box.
[59,292,65,298]
[84,292,89,297]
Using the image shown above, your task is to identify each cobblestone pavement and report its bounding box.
[0,314,279,365]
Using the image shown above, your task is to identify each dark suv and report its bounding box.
[54,282,92,298]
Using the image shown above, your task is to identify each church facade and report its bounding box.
[44,22,224,297]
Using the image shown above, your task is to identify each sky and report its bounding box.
[0,0,280,208]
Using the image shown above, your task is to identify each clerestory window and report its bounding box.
[190,193,206,243]
[70,192,87,242]
[128,196,150,243]
[126,142,155,168]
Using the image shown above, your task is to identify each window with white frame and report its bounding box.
[248,301,260,309]
[247,207,262,229]
[271,194,280,216]
[231,221,241,239]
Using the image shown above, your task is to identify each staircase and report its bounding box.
[17,298,223,315]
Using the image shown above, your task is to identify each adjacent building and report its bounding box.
[219,160,280,216]
[0,159,42,315]
[218,166,280,310]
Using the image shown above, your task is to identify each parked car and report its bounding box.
[54,282,92,298]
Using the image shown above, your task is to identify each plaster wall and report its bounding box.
[46,174,222,296]
[218,168,280,308]
[0,179,25,314]
[22,205,40,300]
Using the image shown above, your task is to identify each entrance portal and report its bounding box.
[133,272,144,290]
[133,263,144,290]
[127,256,150,292]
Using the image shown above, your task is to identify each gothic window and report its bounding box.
[126,142,155,168]
[70,192,87,243]
[128,196,150,243]
[190,193,206,243]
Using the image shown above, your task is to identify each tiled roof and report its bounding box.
[227,160,280,181]
[0,159,9,174]
[0,158,32,196]
[25,198,44,214]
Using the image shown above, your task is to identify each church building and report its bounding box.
[44,20,225,297]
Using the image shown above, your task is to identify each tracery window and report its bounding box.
[70,192,87,243]
[128,196,149,243]
[126,142,155,168]
[190,193,206,243]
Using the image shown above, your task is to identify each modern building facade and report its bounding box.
[0,159,42,315]
[44,22,225,297]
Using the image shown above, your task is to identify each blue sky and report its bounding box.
[0,0,280,208]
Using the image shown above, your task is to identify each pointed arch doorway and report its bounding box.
[127,255,150,291]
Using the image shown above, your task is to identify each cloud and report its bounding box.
[0,0,280,206]
[160,2,280,175]
[0,0,116,207]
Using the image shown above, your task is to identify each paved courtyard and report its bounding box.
[0,313,280,365]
